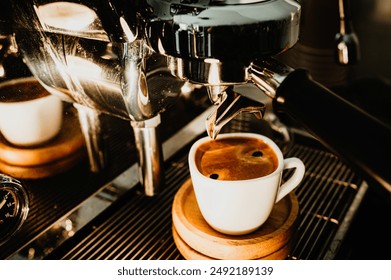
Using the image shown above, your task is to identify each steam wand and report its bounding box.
[335,0,360,65]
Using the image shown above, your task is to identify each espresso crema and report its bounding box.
[0,80,49,103]
[195,136,279,181]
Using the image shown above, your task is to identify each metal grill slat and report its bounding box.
[315,173,356,258]
[299,161,336,212]
[300,165,353,258]
[294,151,338,232]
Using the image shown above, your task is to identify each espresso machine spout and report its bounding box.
[208,55,391,192]
[206,86,266,139]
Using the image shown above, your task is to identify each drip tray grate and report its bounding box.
[44,117,365,260]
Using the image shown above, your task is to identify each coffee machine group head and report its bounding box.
[143,0,301,137]
[142,0,360,138]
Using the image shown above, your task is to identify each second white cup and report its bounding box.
[0,77,63,147]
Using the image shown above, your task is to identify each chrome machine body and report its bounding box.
[5,0,391,194]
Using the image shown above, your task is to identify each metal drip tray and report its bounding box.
[38,113,366,260]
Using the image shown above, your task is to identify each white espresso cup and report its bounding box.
[188,132,305,235]
[0,77,63,147]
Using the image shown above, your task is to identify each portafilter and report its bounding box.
[144,0,391,192]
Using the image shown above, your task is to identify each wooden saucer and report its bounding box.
[172,179,299,260]
[173,226,292,260]
[0,149,86,179]
[0,105,85,167]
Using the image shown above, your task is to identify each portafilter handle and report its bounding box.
[246,58,391,192]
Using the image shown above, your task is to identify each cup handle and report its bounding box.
[275,157,305,203]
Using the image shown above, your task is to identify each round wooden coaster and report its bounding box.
[172,178,299,260]
[172,225,291,260]
[0,148,87,179]
[0,105,85,167]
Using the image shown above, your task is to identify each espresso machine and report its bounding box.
[5,0,390,195]
[1,0,391,259]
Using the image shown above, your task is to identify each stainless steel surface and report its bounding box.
[74,104,106,173]
[247,59,295,99]
[131,115,163,196]
[205,88,266,139]
[152,0,300,85]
